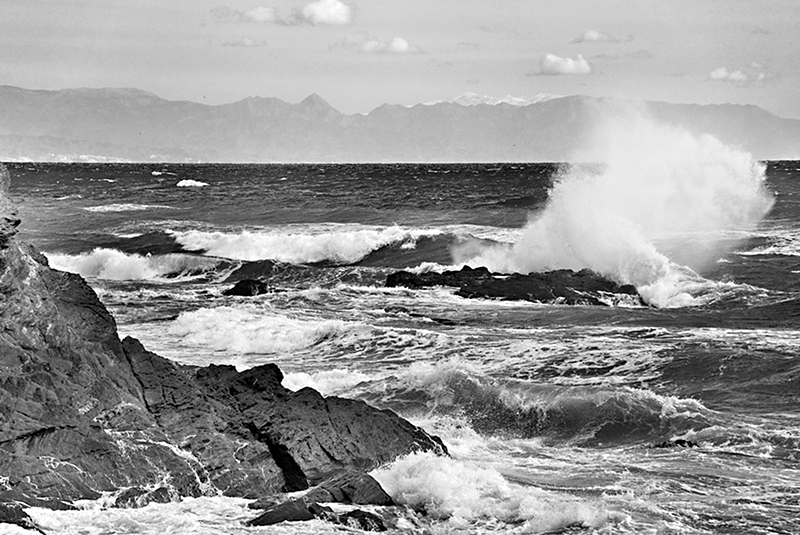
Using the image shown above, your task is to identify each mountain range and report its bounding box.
[1,85,799,162]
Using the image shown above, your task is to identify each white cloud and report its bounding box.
[297,0,352,25]
[710,67,748,83]
[572,30,623,43]
[211,1,352,26]
[708,65,777,86]
[539,53,592,75]
[333,32,422,54]
[222,38,268,47]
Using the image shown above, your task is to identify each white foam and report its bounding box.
[45,249,223,281]
[176,179,209,187]
[167,305,369,356]
[282,368,373,396]
[83,203,175,212]
[738,227,800,256]
[463,105,774,307]
[25,496,308,535]
[170,225,443,264]
[372,451,617,531]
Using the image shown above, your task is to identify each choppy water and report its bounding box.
[7,148,800,532]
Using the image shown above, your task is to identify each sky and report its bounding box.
[2,0,799,118]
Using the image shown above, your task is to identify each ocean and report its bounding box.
[5,134,800,533]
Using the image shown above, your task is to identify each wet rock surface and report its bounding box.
[247,471,393,530]
[387,265,641,305]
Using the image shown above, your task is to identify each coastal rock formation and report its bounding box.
[387,265,641,306]
[248,498,387,531]
[0,163,445,518]
[247,472,393,529]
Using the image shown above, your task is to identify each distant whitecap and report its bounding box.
[176,179,209,187]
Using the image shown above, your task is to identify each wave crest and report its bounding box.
[46,249,226,281]
[171,225,445,265]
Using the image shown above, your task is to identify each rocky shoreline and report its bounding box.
[0,163,445,532]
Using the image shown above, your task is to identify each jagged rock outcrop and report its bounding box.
[387,265,641,306]
[0,163,446,516]
[247,472,393,530]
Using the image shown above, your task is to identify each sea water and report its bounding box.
[6,121,800,534]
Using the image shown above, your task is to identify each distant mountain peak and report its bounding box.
[296,93,341,119]
[426,92,561,107]
[299,93,333,108]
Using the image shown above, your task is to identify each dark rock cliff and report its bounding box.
[0,163,445,513]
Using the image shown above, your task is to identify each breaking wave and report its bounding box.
[166,305,370,356]
[171,225,449,265]
[460,106,774,307]
[358,361,715,446]
[46,249,228,281]
[372,452,619,532]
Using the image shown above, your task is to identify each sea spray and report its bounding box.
[464,104,774,307]
[372,451,616,532]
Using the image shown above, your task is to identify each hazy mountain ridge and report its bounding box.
[1,85,799,162]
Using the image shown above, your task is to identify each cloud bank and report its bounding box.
[538,54,592,75]
[332,32,422,54]
[212,0,353,26]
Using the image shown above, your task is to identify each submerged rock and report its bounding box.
[222,278,271,296]
[338,509,387,532]
[387,265,641,305]
[0,165,446,511]
[650,439,699,449]
[114,487,172,508]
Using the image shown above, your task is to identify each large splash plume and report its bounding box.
[465,102,774,307]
